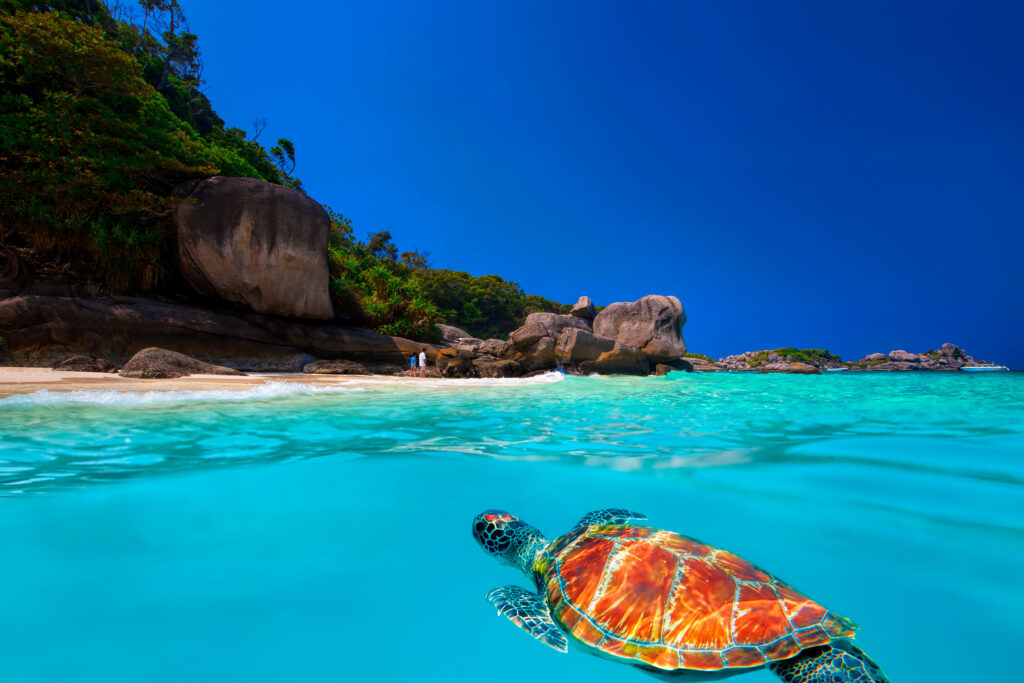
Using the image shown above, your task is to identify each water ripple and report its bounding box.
[1,374,1022,530]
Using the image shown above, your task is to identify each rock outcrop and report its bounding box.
[592,295,686,363]
[579,347,650,376]
[494,295,689,376]
[523,312,591,338]
[437,324,474,343]
[681,356,723,372]
[472,358,524,378]
[52,355,116,373]
[941,343,963,357]
[858,343,976,370]
[437,354,475,378]
[654,359,694,376]
[570,296,596,321]
[302,359,368,374]
[477,338,511,357]
[175,176,333,320]
[554,328,615,367]
[120,347,246,379]
[0,295,438,370]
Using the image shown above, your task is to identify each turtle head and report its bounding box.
[472,509,548,575]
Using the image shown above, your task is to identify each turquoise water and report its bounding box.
[1,372,1023,681]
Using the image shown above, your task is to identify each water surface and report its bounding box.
[1,372,1022,681]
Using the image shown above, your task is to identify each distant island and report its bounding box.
[0,4,1002,380]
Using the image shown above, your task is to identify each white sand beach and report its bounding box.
[0,367,422,399]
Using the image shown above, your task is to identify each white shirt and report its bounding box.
[418,351,426,366]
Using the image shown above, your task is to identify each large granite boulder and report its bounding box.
[524,312,590,338]
[579,347,650,376]
[302,359,368,375]
[554,328,615,366]
[940,343,964,358]
[437,324,475,343]
[477,338,510,357]
[861,353,887,362]
[120,347,246,379]
[175,176,333,320]
[438,355,475,378]
[518,336,556,371]
[787,362,821,374]
[472,358,524,378]
[889,350,920,363]
[570,296,597,321]
[592,295,686,363]
[510,323,549,350]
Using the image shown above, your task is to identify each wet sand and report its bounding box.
[0,367,424,398]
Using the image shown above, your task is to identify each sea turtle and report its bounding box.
[472,508,889,682]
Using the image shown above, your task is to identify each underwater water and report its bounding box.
[1,372,1023,682]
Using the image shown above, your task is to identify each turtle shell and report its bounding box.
[540,525,856,672]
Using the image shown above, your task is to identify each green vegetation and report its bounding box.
[325,210,440,341]
[0,2,566,340]
[414,269,568,340]
[684,352,715,362]
[745,348,844,367]
[325,209,566,340]
[0,3,298,291]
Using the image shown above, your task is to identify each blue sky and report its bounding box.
[177,0,1022,366]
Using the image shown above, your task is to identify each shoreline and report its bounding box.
[0,367,436,399]
[0,364,1013,399]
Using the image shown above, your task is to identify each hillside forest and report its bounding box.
[0,1,567,340]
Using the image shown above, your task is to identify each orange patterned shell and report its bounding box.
[539,525,856,672]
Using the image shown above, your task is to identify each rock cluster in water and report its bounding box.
[432,294,689,378]
[693,342,987,373]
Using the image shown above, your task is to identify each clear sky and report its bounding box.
[177,0,1023,366]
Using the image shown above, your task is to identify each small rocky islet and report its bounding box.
[0,176,994,379]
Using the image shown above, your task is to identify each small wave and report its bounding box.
[0,381,362,407]
[393,371,567,389]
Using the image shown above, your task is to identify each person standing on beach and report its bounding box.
[409,354,417,377]
[419,348,427,378]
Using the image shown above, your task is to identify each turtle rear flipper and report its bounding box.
[486,585,567,653]
[574,508,647,528]
[770,639,890,683]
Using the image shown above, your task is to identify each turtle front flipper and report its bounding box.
[486,585,568,653]
[770,639,890,683]
[575,508,647,528]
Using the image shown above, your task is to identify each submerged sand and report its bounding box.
[0,367,426,398]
